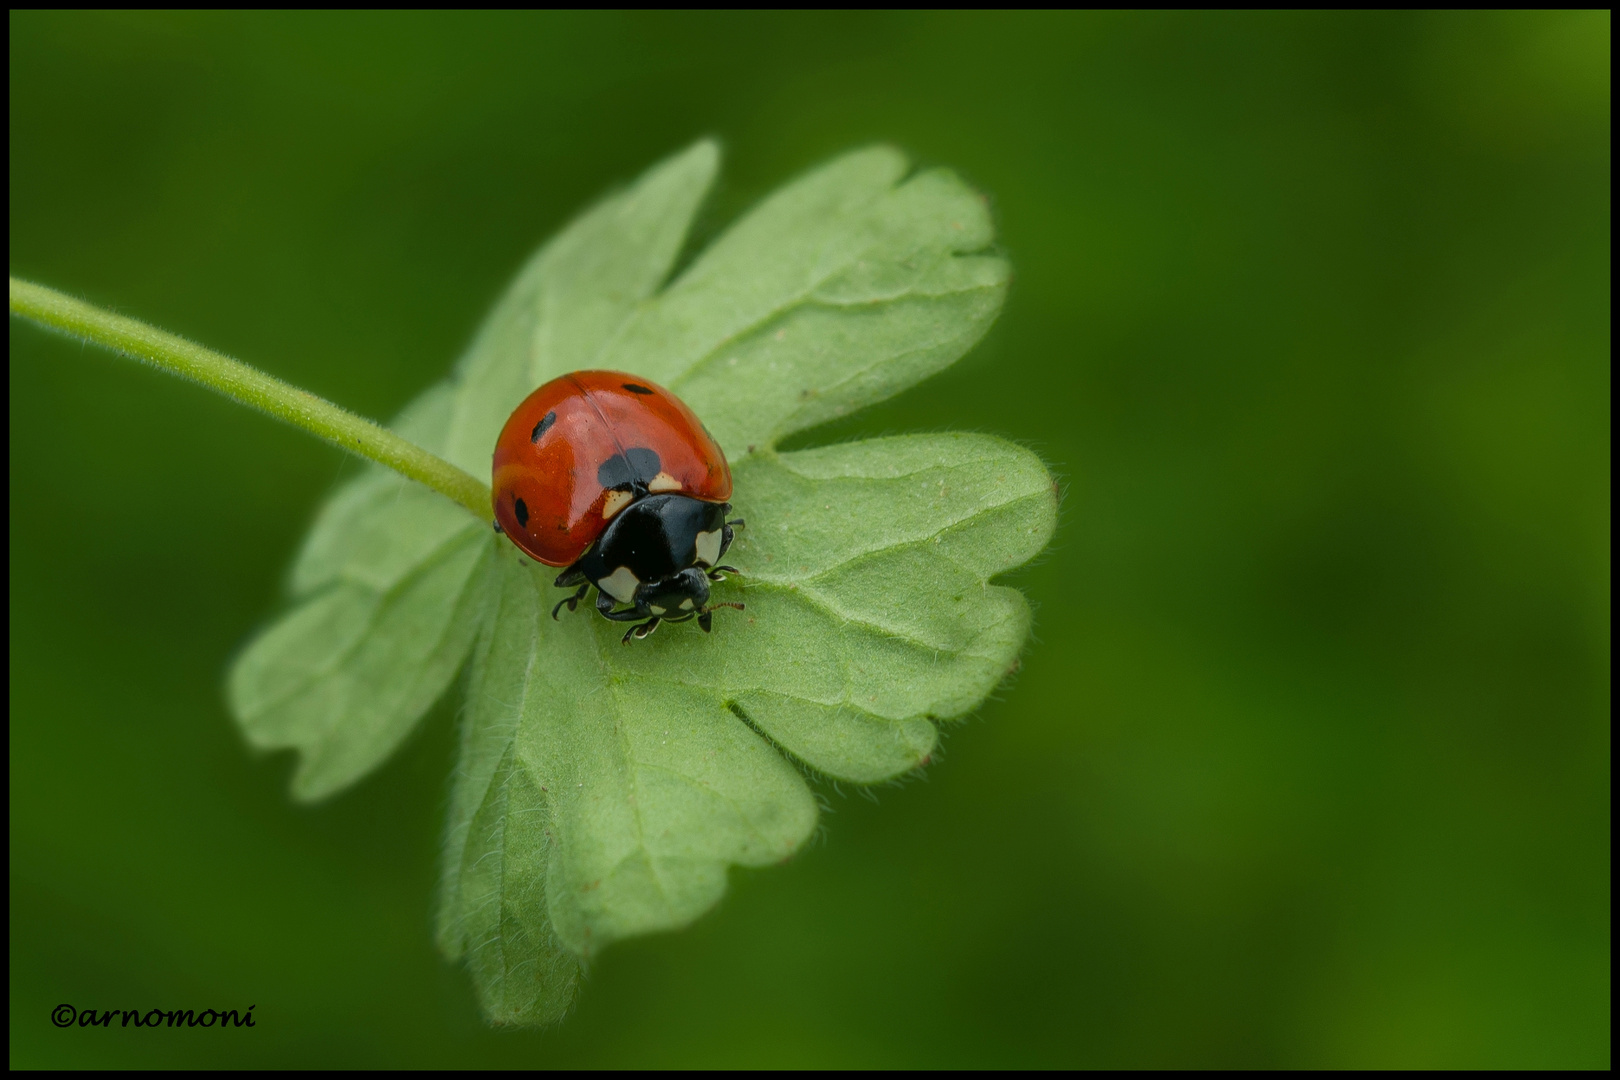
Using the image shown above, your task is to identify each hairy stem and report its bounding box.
[9,276,492,522]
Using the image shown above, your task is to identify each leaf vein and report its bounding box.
[666,248,997,394]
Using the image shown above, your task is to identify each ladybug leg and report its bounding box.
[551,583,590,620]
[718,519,744,561]
[706,565,741,582]
[594,590,650,622]
[595,591,628,618]
[621,617,660,645]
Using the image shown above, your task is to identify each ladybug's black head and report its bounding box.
[640,567,710,618]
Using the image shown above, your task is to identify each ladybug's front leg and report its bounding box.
[551,583,590,620]
[621,618,661,644]
[719,518,744,561]
[705,518,744,582]
[593,589,645,622]
[588,591,661,643]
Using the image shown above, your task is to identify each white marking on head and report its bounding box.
[601,489,634,520]
[648,471,681,493]
[680,598,695,611]
[598,565,640,603]
[693,528,722,568]
[649,604,666,615]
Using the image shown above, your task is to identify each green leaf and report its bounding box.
[600,146,1008,458]
[720,433,1054,782]
[227,385,492,802]
[227,141,1056,1026]
[229,141,721,801]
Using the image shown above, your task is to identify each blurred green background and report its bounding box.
[9,11,1609,1068]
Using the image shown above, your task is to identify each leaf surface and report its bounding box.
[600,146,1008,457]
[228,142,1055,1025]
[228,386,492,801]
[229,143,720,800]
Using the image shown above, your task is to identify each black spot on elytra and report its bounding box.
[597,446,662,491]
[531,410,556,443]
[514,497,529,528]
[622,383,654,395]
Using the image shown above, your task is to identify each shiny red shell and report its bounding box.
[491,370,732,567]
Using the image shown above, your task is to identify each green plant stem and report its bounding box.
[9,276,493,522]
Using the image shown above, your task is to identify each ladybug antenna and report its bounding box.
[696,600,744,635]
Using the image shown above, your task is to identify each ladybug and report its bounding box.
[491,370,744,643]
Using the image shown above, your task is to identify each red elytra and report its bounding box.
[491,370,732,567]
